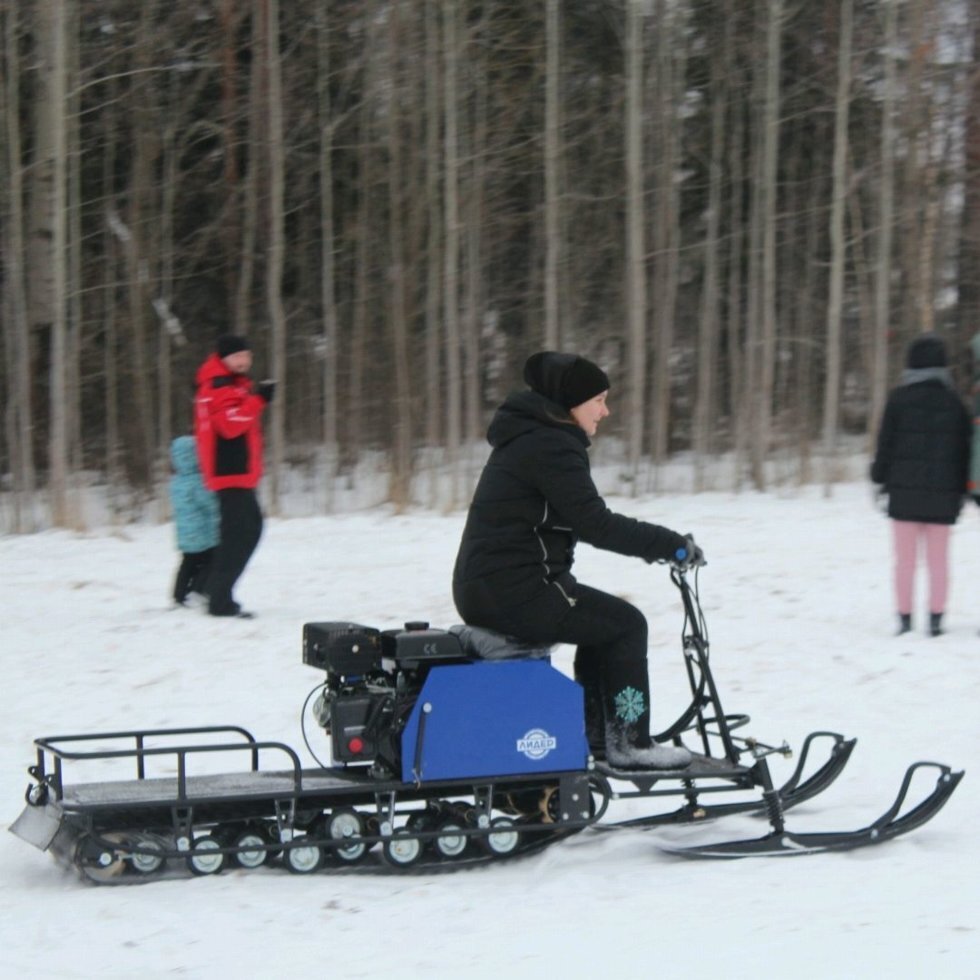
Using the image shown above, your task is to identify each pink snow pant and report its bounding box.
[891,520,951,616]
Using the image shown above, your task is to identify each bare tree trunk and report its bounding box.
[33,0,72,525]
[220,0,242,309]
[101,80,123,520]
[899,0,928,341]
[1,0,37,531]
[727,61,746,490]
[157,71,178,511]
[821,0,852,490]
[348,29,377,477]
[387,1,412,510]
[133,4,161,490]
[749,0,783,490]
[650,0,685,473]
[236,0,262,334]
[543,0,561,349]
[66,0,82,502]
[624,0,646,488]
[443,0,462,508]
[424,1,442,497]
[463,58,485,449]
[316,3,338,511]
[694,15,726,490]
[741,20,764,488]
[956,3,980,351]
[846,153,876,390]
[871,0,898,440]
[263,0,287,513]
[918,156,939,334]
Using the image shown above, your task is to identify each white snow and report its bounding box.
[1,482,978,979]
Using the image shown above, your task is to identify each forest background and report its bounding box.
[1,0,979,533]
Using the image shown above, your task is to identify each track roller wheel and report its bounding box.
[231,826,270,870]
[186,835,225,876]
[283,836,323,874]
[129,835,166,875]
[75,833,126,881]
[382,830,424,868]
[482,817,521,857]
[432,821,469,860]
[325,808,368,864]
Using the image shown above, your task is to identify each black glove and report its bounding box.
[673,534,705,571]
[255,379,276,404]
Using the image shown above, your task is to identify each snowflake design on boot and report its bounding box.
[614,686,646,724]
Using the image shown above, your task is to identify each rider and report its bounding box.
[453,351,702,769]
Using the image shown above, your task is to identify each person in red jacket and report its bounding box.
[194,335,275,617]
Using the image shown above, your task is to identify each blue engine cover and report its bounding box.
[400,660,588,782]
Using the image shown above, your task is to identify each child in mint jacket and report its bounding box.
[169,435,220,606]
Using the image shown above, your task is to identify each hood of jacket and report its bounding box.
[195,352,234,388]
[171,435,200,476]
[486,390,590,450]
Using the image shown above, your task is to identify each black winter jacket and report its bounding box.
[452,390,687,624]
[870,375,971,524]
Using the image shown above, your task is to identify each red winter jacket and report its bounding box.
[194,354,267,491]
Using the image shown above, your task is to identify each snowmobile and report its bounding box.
[9,562,963,882]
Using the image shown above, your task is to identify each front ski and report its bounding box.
[595,730,856,830]
[659,761,963,858]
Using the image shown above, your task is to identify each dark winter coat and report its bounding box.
[193,354,267,491]
[169,435,219,553]
[871,373,971,525]
[452,389,687,626]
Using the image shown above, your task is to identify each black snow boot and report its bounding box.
[581,686,606,760]
[896,613,912,636]
[603,723,692,771]
[929,612,943,637]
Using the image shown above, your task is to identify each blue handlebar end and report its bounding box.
[675,547,688,561]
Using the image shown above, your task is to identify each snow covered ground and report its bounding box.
[1,481,978,979]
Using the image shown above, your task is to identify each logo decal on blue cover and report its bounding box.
[517,729,557,760]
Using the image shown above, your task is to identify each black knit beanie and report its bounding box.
[216,334,250,359]
[905,334,947,369]
[524,351,610,410]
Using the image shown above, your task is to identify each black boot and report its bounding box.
[896,613,912,636]
[929,612,943,637]
[603,722,692,770]
[582,688,606,760]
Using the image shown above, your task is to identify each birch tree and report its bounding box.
[424,0,442,486]
[821,0,853,488]
[32,0,72,524]
[693,7,727,489]
[443,0,462,507]
[624,0,646,487]
[870,0,898,438]
[316,3,338,509]
[544,0,561,350]
[649,0,686,472]
[747,0,784,490]
[957,1,980,349]
[386,0,412,509]
[1,0,37,530]
[264,0,287,512]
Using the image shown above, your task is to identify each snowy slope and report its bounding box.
[1,482,978,979]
